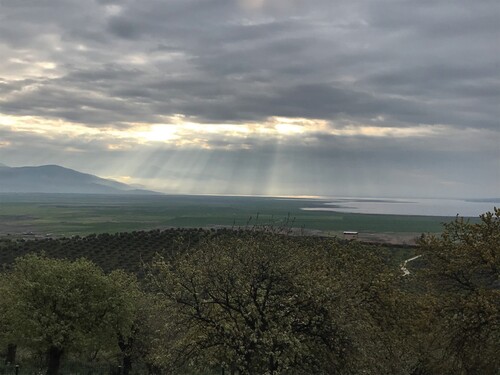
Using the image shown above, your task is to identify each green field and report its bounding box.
[0,193,473,241]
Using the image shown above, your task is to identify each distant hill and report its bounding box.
[0,164,161,195]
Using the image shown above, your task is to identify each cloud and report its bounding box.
[1,0,498,129]
[0,0,498,197]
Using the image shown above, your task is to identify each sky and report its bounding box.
[0,0,499,198]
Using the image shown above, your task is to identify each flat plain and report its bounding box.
[0,193,476,244]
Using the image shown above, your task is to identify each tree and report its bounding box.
[107,269,152,375]
[148,234,347,374]
[2,254,137,375]
[147,233,412,374]
[416,208,500,374]
[0,273,17,364]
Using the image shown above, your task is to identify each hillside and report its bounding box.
[0,164,160,195]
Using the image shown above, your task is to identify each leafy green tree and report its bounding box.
[311,240,419,375]
[148,233,413,374]
[107,269,152,375]
[0,273,17,364]
[1,254,137,375]
[416,208,500,374]
[148,234,346,374]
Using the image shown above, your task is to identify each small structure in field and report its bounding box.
[343,231,358,240]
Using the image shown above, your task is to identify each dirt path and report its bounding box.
[401,255,422,276]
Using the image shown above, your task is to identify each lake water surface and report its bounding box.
[301,198,498,217]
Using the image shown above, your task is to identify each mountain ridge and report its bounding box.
[0,164,161,195]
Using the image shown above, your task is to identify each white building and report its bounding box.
[343,231,358,240]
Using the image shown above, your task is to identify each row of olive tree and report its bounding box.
[1,209,498,375]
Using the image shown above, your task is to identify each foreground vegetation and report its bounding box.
[0,209,498,375]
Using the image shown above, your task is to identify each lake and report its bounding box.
[301,197,498,217]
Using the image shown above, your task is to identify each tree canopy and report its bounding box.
[416,208,500,375]
[147,233,415,374]
[1,254,140,375]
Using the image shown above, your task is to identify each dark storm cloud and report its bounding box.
[1,0,498,128]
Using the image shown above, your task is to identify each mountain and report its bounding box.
[0,164,161,195]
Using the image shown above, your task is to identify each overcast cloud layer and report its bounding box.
[0,0,499,198]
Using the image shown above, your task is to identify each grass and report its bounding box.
[0,193,472,238]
